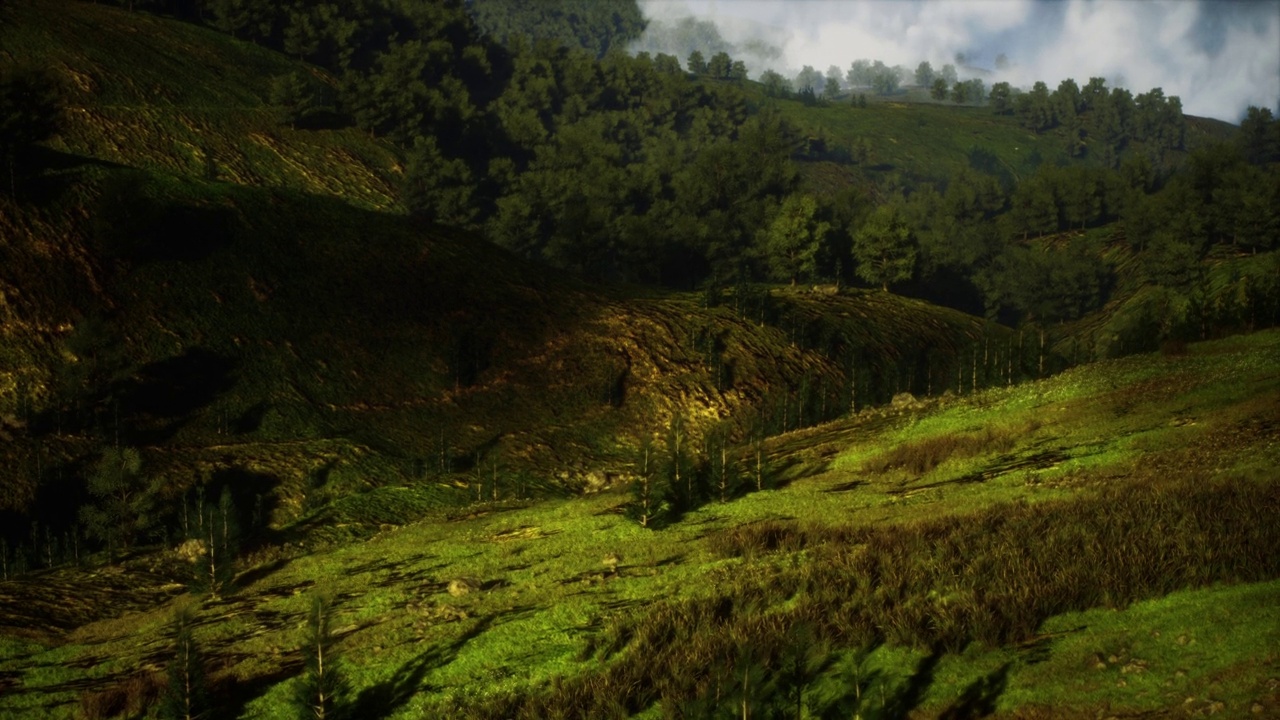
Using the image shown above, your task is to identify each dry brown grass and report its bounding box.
[860,422,1036,476]
[76,671,163,720]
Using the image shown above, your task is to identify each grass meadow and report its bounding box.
[0,329,1275,718]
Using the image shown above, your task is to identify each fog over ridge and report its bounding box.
[632,0,1280,123]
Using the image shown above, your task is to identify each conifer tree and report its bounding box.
[687,50,707,76]
[295,592,349,720]
[0,65,63,195]
[188,486,237,597]
[852,204,917,292]
[159,607,209,720]
[628,439,666,528]
[762,194,830,286]
[79,447,152,560]
[269,72,333,129]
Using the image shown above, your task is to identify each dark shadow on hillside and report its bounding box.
[232,401,268,434]
[213,657,302,720]
[231,556,291,591]
[824,479,866,493]
[118,348,236,419]
[880,646,943,720]
[350,616,494,719]
[208,466,284,550]
[5,147,126,204]
[938,662,1011,719]
[292,109,351,131]
[92,172,246,264]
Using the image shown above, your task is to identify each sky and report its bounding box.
[631,0,1280,123]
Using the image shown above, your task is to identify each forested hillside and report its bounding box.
[22,0,1277,323]
[1,0,1022,563]
[1,1,1279,718]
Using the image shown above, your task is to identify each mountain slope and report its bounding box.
[1,0,402,209]
[0,1,1028,537]
[0,158,1005,533]
[0,329,1274,717]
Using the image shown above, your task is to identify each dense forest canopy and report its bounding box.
[42,0,1280,331]
[464,0,647,59]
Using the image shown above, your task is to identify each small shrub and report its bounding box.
[77,671,163,720]
[706,520,841,559]
[862,425,1019,476]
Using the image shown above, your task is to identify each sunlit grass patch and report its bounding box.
[1002,579,1280,715]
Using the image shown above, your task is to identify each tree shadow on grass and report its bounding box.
[811,643,941,720]
[938,661,1011,720]
[213,658,301,720]
[879,645,944,720]
[349,615,494,719]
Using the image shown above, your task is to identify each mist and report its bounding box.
[632,0,1280,123]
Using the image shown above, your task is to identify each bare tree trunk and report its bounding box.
[1038,327,1046,378]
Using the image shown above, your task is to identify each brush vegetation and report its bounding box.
[0,328,1276,718]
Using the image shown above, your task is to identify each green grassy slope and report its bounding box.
[752,85,1237,195]
[0,329,1274,718]
[0,0,402,210]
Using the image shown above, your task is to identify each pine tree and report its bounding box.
[852,204,917,292]
[269,72,333,129]
[0,65,64,195]
[295,592,349,720]
[628,440,666,528]
[159,607,209,720]
[78,447,151,560]
[761,194,830,286]
[188,486,237,597]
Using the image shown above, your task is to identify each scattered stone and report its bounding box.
[1091,653,1107,670]
[1116,679,1127,688]
[891,392,919,410]
[1108,654,1120,664]
[174,538,206,564]
[448,578,481,597]
[1206,701,1225,715]
[434,605,468,622]
[1121,660,1148,675]
[1253,703,1265,714]
[602,553,621,574]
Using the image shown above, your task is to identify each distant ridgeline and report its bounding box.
[25,1,1280,344]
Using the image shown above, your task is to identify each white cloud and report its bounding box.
[632,0,1280,121]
